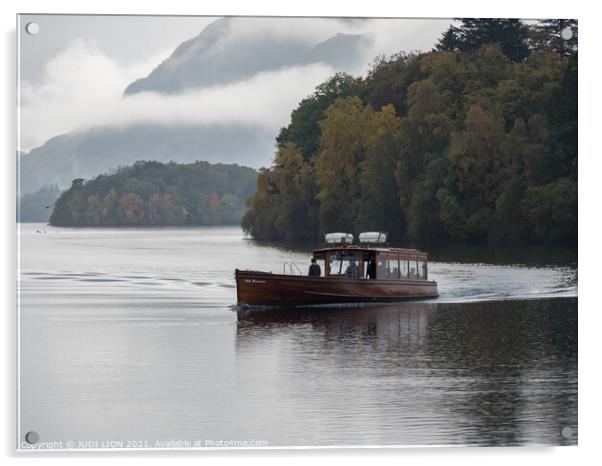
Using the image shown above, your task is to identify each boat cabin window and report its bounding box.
[405,259,427,279]
[323,250,428,280]
[409,261,417,278]
[417,260,427,279]
[377,257,401,279]
[328,252,360,278]
[400,258,408,278]
[328,254,342,276]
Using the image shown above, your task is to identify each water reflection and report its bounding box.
[246,235,577,267]
[19,224,577,447]
[427,244,577,267]
[236,299,577,446]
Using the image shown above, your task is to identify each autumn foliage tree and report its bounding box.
[315,97,377,232]
[243,18,577,246]
[50,161,256,226]
[148,193,187,225]
[242,143,318,240]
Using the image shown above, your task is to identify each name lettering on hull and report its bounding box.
[244,279,267,284]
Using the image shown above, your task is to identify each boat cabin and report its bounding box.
[234,231,438,305]
[312,232,429,281]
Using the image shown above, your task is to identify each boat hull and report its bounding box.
[235,269,438,306]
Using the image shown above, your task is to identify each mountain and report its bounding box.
[124,18,367,95]
[20,18,369,195]
[20,124,275,194]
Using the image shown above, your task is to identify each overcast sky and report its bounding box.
[18,15,453,152]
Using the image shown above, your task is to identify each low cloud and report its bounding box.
[116,65,336,128]
[358,18,454,68]
[19,18,452,152]
[201,16,452,60]
[19,40,166,151]
[19,39,335,152]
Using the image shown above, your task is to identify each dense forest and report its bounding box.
[242,19,578,245]
[50,161,257,226]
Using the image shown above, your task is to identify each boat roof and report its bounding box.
[313,244,428,259]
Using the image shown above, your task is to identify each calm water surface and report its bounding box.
[18,224,577,448]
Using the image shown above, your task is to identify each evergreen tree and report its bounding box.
[436,19,530,62]
[435,26,461,52]
[276,73,361,160]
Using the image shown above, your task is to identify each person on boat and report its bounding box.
[345,259,358,279]
[308,258,321,277]
[365,257,375,279]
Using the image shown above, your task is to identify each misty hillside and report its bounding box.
[18,184,61,223]
[124,18,366,95]
[20,124,274,194]
[19,18,369,196]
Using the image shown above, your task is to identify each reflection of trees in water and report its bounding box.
[424,298,577,445]
[235,298,576,446]
[426,244,577,267]
[243,238,577,269]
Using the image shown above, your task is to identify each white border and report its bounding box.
[15,12,21,460]
[4,0,600,464]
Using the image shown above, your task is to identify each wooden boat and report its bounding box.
[235,232,438,306]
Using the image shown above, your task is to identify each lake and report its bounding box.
[17,224,577,448]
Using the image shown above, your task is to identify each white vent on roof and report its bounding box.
[325,232,354,244]
[359,232,387,244]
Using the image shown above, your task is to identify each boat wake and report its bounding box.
[21,261,576,308]
[430,262,576,303]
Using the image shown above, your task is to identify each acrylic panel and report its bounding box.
[17,14,578,451]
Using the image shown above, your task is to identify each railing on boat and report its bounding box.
[283,262,303,275]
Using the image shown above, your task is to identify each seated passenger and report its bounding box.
[308,258,321,277]
[345,259,358,279]
[392,267,399,278]
[410,267,416,278]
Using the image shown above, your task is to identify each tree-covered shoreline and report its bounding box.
[242,19,577,245]
[50,161,257,227]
